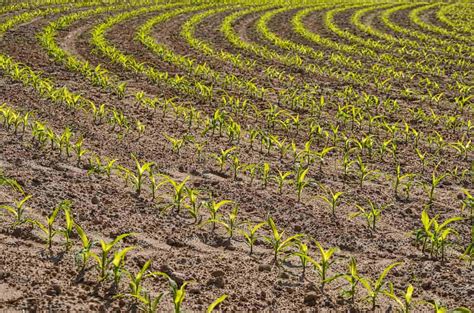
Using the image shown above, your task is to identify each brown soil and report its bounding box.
[0,2,472,312]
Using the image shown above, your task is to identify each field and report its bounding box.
[0,0,473,311]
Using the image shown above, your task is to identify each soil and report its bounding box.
[0,2,472,312]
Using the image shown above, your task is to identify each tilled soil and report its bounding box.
[0,2,473,312]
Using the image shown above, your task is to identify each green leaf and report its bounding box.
[207,294,228,313]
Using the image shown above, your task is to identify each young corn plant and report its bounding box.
[164,133,185,155]
[61,200,74,251]
[272,170,293,194]
[111,246,135,286]
[125,259,164,312]
[207,206,239,241]
[130,154,154,196]
[308,241,339,292]
[33,201,63,250]
[424,168,448,207]
[75,224,94,271]
[92,233,134,282]
[184,187,201,223]
[261,162,271,188]
[0,194,32,225]
[161,175,189,214]
[414,210,462,261]
[339,257,359,303]
[263,217,303,265]
[295,166,310,203]
[0,170,24,194]
[393,165,416,199]
[460,189,473,220]
[358,262,402,311]
[351,200,387,232]
[383,283,415,313]
[318,184,343,218]
[73,137,88,166]
[229,155,243,180]
[202,199,232,232]
[213,147,236,173]
[354,156,378,188]
[155,273,189,313]
[239,221,266,255]
[291,242,310,278]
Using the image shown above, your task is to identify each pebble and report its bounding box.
[91,196,99,205]
[207,276,225,288]
[258,264,272,272]
[303,293,318,306]
[46,284,61,296]
[211,270,225,278]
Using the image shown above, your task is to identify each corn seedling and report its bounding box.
[394,165,416,199]
[263,217,303,265]
[229,155,243,180]
[358,262,401,310]
[125,259,164,312]
[207,206,239,240]
[33,201,63,250]
[92,233,133,282]
[154,273,189,313]
[295,166,310,202]
[383,283,415,313]
[213,146,236,172]
[354,156,378,188]
[424,168,448,206]
[460,189,473,220]
[318,184,343,218]
[261,162,271,188]
[164,133,185,155]
[351,200,387,232]
[339,257,359,303]
[291,242,310,278]
[73,136,88,166]
[184,188,201,223]
[75,224,94,271]
[0,170,24,194]
[239,221,266,255]
[309,241,339,291]
[414,210,463,260]
[111,246,135,286]
[161,175,189,213]
[61,200,74,251]
[0,194,32,225]
[202,199,232,232]
[424,300,472,313]
[272,170,292,194]
[130,154,154,196]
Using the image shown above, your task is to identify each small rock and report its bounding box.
[91,196,99,205]
[189,287,201,295]
[46,284,61,296]
[457,193,464,200]
[166,238,186,248]
[258,264,272,272]
[207,277,225,288]
[294,225,302,232]
[304,293,318,306]
[211,270,225,278]
[422,279,432,290]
